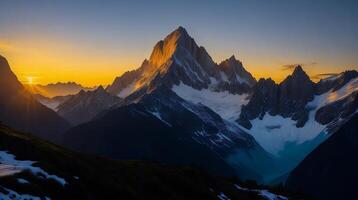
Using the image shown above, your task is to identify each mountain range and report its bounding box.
[25,82,97,98]
[1,26,357,199]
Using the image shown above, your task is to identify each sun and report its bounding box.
[26,76,35,85]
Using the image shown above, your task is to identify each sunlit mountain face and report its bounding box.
[0,1,357,199]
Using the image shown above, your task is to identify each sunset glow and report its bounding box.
[26,76,34,85]
[0,1,357,87]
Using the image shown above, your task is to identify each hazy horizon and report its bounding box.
[1,0,357,87]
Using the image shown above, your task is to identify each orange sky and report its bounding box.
[0,35,355,87]
[1,1,357,87]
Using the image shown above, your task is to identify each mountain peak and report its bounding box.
[173,26,188,35]
[97,85,105,91]
[290,65,311,81]
[228,55,236,61]
[94,85,107,94]
[293,65,304,74]
[0,54,10,70]
[0,54,23,92]
[149,26,195,67]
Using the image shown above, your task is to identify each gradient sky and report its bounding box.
[0,0,357,86]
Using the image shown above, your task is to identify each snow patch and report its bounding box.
[217,192,231,200]
[236,74,249,85]
[308,77,358,110]
[117,81,136,98]
[0,151,67,186]
[172,82,249,121]
[235,184,287,200]
[220,72,229,83]
[0,186,47,200]
[17,178,29,184]
[149,111,172,127]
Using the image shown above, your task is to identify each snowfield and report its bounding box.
[0,151,67,186]
[245,113,326,155]
[310,77,358,110]
[172,82,249,121]
[244,77,358,155]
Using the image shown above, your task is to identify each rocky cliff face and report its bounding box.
[238,65,315,128]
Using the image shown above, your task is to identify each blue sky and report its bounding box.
[0,0,357,86]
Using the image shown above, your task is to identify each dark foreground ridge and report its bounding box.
[0,123,298,200]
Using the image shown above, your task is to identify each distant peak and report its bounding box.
[220,55,242,67]
[228,55,236,61]
[96,85,105,91]
[293,65,304,73]
[284,65,313,83]
[291,65,309,78]
[78,89,86,95]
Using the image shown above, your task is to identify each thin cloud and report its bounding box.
[281,62,318,71]
[281,64,302,71]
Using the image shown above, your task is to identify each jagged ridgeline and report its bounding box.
[1,26,357,200]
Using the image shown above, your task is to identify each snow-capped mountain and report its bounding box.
[107,26,256,99]
[64,85,276,181]
[236,67,358,182]
[63,27,357,184]
[238,65,316,129]
[64,27,275,181]
[0,54,70,141]
[57,86,122,125]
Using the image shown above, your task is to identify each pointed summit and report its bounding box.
[228,55,236,61]
[218,55,256,86]
[292,65,306,76]
[289,65,312,83]
[172,26,189,36]
[149,26,196,67]
[96,85,105,91]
